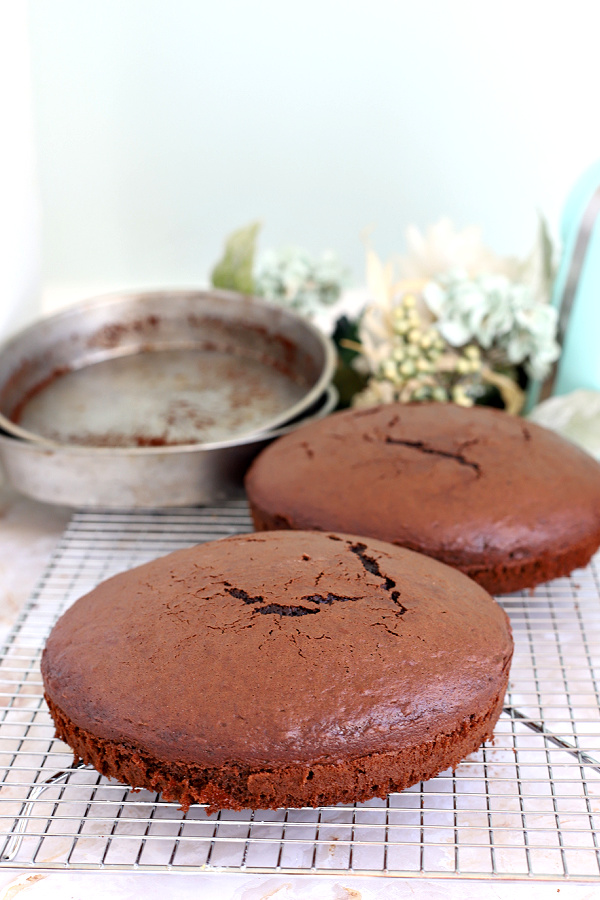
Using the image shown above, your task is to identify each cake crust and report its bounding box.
[245,404,600,594]
[42,530,513,811]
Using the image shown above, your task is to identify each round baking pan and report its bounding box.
[0,289,337,507]
[0,385,337,508]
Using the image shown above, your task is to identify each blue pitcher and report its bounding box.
[552,159,600,396]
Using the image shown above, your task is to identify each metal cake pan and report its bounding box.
[0,289,337,507]
[0,385,337,508]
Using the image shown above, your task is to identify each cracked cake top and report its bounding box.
[41,530,512,768]
[244,403,600,594]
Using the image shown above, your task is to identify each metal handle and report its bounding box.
[557,183,600,345]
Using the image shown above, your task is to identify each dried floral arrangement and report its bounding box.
[210,219,560,415]
[211,221,348,319]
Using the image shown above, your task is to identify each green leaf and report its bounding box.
[332,315,362,365]
[331,315,368,408]
[211,221,261,294]
[537,211,556,291]
[333,360,368,409]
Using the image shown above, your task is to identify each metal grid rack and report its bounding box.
[1,500,600,881]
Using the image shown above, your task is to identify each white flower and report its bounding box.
[398,218,518,281]
[423,271,560,380]
[397,217,555,309]
[255,246,348,319]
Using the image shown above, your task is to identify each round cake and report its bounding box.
[245,403,600,594]
[41,530,513,812]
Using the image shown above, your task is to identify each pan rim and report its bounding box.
[0,287,337,454]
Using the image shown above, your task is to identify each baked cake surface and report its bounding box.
[245,403,600,594]
[42,530,512,811]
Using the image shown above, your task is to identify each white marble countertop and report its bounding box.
[0,480,597,900]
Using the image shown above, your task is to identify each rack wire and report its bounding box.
[1,500,600,880]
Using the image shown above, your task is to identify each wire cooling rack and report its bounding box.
[1,501,600,881]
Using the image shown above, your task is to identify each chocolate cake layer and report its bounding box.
[42,531,512,811]
[245,404,600,594]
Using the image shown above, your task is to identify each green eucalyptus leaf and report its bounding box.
[211,221,261,294]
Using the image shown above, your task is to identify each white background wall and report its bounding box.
[22,0,600,310]
[0,2,39,333]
